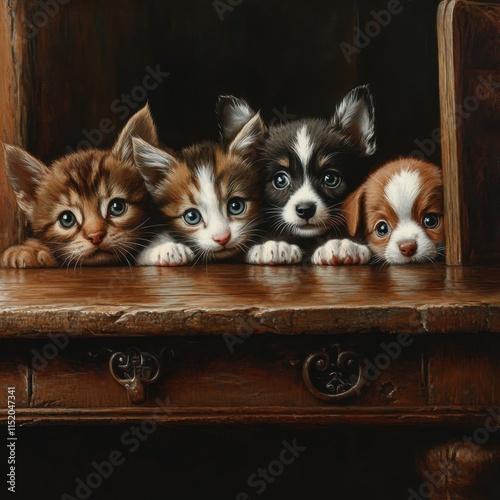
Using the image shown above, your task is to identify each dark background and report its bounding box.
[26,0,441,167]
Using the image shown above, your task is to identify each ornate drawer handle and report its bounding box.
[109,348,160,404]
[302,344,365,402]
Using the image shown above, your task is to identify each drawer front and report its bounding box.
[5,334,500,419]
[29,335,427,410]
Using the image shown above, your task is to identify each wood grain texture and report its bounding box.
[417,440,500,499]
[0,0,32,252]
[0,342,29,408]
[428,337,500,405]
[438,0,500,265]
[0,265,497,337]
[29,336,425,409]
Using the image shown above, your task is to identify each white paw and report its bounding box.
[246,241,303,265]
[311,239,371,265]
[137,242,194,266]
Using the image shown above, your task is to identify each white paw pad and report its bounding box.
[312,239,371,265]
[246,241,303,265]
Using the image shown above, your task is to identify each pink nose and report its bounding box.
[213,232,231,247]
[399,240,417,257]
[86,231,106,246]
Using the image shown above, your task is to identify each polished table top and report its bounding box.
[0,264,498,337]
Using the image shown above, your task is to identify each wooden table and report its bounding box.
[0,264,499,498]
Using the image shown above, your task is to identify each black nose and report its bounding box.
[296,203,316,220]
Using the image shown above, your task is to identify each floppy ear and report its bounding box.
[331,85,376,157]
[132,137,176,197]
[112,104,159,163]
[3,144,49,218]
[342,186,366,238]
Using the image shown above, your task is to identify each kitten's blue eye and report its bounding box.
[422,213,440,229]
[273,171,290,190]
[108,199,127,217]
[183,209,202,225]
[59,211,77,229]
[375,221,391,237]
[228,198,245,216]
[324,171,342,188]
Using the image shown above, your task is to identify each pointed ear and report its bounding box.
[331,85,376,157]
[217,95,261,143]
[342,186,366,238]
[3,144,48,217]
[227,112,266,160]
[132,137,176,195]
[112,104,159,163]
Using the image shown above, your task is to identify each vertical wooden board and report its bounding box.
[0,343,30,409]
[0,0,31,252]
[437,0,463,265]
[438,0,500,264]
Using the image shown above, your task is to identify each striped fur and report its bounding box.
[2,106,158,267]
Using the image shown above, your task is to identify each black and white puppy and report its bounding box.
[218,86,377,264]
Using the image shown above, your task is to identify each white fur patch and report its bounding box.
[292,125,313,170]
[194,167,233,252]
[281,181,328,236]
[246,241,302,265]
[312,239,371,265]
[136,233,194,266]
[384,220,436,264]
[384,169,421,221]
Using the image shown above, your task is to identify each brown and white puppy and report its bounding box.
[342,157,445,264]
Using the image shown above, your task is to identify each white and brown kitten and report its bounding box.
[1,105,159,268]
[133,99,266,266]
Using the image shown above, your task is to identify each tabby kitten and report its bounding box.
[133,98,266,266]
[1,105,159,268]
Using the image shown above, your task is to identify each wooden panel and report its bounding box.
[438,0,500,265]
[0,265,498,337]
[428,336,500,405]
[0,342,30,408]
[31,336,425,410]
[0,0,33,252]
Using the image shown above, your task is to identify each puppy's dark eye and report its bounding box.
[422,213,440,229]
[375,221,391,237]
[108,199,127,217]
[228,198,246,216]
[323,171,342,188]
[183,209,202,226]
[273,171,290,190]
[59,211,77,229]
